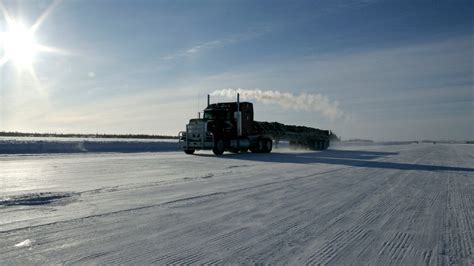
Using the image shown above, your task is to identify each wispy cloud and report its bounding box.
[4,30,471,140]
[162,26,270,60]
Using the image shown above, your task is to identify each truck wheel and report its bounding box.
[250,140,262,153]
[213,139,225,155]
[257,139,265,153]
[184,149,195,155]
[325,141,330,149]
[265,139,272,153]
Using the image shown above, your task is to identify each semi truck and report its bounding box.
[178,94,330,155]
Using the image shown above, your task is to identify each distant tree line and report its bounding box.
[421,140,474,144]
[344,138,374,143]
[0,131,179,139]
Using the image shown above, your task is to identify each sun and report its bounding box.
[0,0,64,73]
[0,21,38,68]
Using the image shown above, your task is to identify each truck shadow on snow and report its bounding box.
[196,149,474,173]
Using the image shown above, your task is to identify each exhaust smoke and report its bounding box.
[211,88,345,120]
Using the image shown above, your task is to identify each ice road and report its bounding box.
[0,144,473,264]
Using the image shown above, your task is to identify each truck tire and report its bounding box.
[184,149,195,155]
[325,140,330,149]
[257,139,265,153]
[213,139,225,155]
[250,140,262,153]
[264,139,272,153]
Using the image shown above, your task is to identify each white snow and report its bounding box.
[0,138,179,154]
[14,239,34,248]
[0,143,473,264]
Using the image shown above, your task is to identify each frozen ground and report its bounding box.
[0,143,473,264]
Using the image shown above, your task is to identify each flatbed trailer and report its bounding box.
[179,94,330,155]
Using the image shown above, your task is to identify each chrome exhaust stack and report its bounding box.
[236,93,242,137]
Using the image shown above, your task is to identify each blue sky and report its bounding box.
[0,0,472,140]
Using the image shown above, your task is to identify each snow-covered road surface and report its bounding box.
[1,144,473,264]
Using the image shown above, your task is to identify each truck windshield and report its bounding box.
[203,111,216,120]
[203,110,227,120]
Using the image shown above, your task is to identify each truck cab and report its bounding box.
[179,95,273,155]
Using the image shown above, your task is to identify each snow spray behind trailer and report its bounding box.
[178,93,331,155]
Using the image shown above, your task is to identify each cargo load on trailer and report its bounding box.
[178,94,330,155]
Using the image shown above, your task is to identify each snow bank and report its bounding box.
[0,139,179,154]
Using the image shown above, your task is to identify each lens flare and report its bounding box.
[1,22,38,68]
[0,0,65,73]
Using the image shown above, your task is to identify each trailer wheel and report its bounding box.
[325,140,330,149]
[250,139,263,153]
[184,149,195,155]
[213,139,225,155]
[257,139,265,153]
[265,139,272,153]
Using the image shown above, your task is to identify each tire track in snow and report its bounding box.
[29,164,356,263]
[372,148,450,265]
[298,148,433,265]
[0,164,353,235]
[0,147,422,262]
[377,232,415,264]
[248,146,441,264]
[121,161,395,264]
[226,167,408,264]
[444,172,473,264]
[1,145,472,264]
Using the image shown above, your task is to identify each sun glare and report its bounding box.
[0,0,64,75]
[1,22,38,67]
